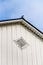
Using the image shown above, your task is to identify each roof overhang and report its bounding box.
[0,17,43,39]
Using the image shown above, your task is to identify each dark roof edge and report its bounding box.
[0,18,21,22]
[0,17,43,34]
[21,17,43,34]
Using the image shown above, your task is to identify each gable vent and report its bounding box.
[14,37,29,49]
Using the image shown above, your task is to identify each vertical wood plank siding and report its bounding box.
[0,24,43,65]
[0,27,1,65]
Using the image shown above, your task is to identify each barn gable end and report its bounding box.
[0,17,43,65]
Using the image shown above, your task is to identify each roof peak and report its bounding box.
[0,17,43,39]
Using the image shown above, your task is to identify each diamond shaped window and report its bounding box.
[14,37,29,49]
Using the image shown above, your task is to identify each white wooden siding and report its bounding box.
[0,27,1,65]
[0,24,43,65]
[1,26,7,65]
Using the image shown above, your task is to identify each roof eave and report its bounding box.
[0,17,43,39]
[21,19,43,39]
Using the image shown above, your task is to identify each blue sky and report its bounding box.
[0,0,43,32]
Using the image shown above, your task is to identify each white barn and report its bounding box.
[0,17,43,65]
